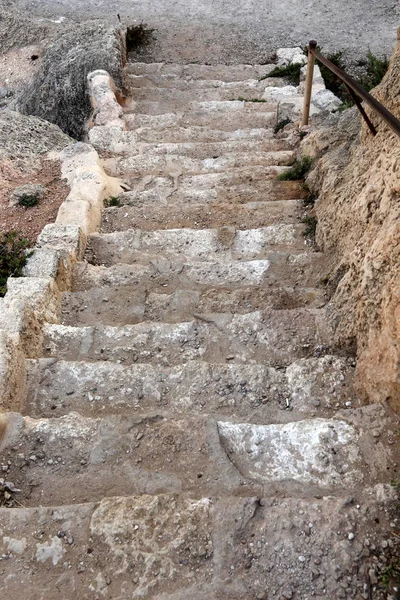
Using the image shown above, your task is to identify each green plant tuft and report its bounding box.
[358,51,389,91]
[301,183,316,206]
[379,560,400,588]
[274,117,292,134]
[18,194,39,208]
[104,196,121,208]
[126,23,155,51]
[260,63,303,86]
[278,155,314,181]
[236,97,267,103]
[302,215,317,237]
[0,231,32,297]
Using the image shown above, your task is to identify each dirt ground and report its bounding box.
[0,157,69,242]
[10,0,400,65]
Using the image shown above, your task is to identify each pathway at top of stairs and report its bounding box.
[1,60,399,600]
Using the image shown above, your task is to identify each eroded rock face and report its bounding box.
[17,24,126,140]
[303,29,400,409]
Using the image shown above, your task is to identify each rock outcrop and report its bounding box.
[17,24,126,139]
[303,29,400,409]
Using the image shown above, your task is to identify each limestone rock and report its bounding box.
[17,24,126,139]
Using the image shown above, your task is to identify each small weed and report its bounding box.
[18,194,39,208]
[104,196,121,208]
[260,63,302,86]
[390,479,400,491]
[302,183,316,206]
[379,560,400,588]
[274,117,292,134]
[126,23,155,51]
[236,97,267,103]
[278,155,314,181]
[302,215,317,237]
[0,231,32,297]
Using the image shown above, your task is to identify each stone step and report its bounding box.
[62,282,325,327]
[0,405,392,508]
[1,486,397,599]
[86,226,307,267]
[125,61,275,81]
[126,73,288,92]
[42,308,328,367]
[127,84,270,103]
[125,99,278,116]
[70,252,325,292]
[113,137,291,159]
[102,149,295,178]
[25,356,355,420]
[118,170,306,206]
[132,125,276,144]
[101,200,301,233]
[125,109,277,131]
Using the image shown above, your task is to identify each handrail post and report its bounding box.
[302,40,317,126]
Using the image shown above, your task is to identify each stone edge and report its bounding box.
[0,71,123,411]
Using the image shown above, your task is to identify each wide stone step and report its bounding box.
[70,252,326,292]
[127,84,270,103]
[86,226,307,267]
[1,487,396,599]
[25,356,355,420]
[125,99,278,116]
[103,149,295,178]
[62,282,325,327]
[126,73,289,91]
[0,405,392,507]
[132,125,276,144]
[125,61,275,81]
[101,200,301,233]
[117,170,306,206]
[42,308,327,367]
[116,138,291,159]
[125,109,277,130]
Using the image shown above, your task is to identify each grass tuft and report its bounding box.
[260,63,303,86]
[278,156,314,181]
[274,117,292,134]
[104,196,121,208]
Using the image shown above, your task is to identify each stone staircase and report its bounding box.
[0,60,399,599]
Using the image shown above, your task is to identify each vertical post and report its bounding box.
[302,40,317,126]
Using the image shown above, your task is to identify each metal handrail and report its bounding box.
[302,40,400,138]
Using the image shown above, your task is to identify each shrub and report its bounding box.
[126,23,155,51]
[0,231,32,297]
[17,194,39,208]
[278,156,314,181]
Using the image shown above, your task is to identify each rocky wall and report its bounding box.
[303,30,400,410]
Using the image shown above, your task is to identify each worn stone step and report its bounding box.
[70,252,326,293]
[126,73,289,92]
[132,125,276,144]
[113,137,291,159]
[86,226,307,267]
[117,170,306,206]
[25,356,356,420]
[125,99,278,116]
[0,486,397,599]
[42,308,328,367]
[103,149,295,178]
[0,405,392,508]
[101,200,301,233]
[127,84,270,103]
[125,109,277,131]
[125,62,275,81]
[62,282,325,327]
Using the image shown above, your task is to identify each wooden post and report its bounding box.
[302,40,317,126]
